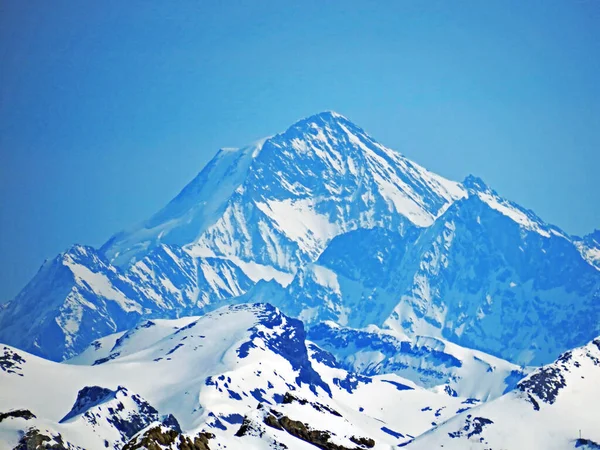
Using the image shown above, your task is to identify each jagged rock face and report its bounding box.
[575,229,600,270]
[518,338,600,409]
[12,428,80,450]
[236,304,330,395]
[0,409,36,424]
[59,385,169,449]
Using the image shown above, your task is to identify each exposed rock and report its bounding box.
[0,409,36,423]
[263,413,284,431]
[281,392,342,417]
[123,425,214,450]
[518,366,566,407]
[349,436,375,448]
[448,415,494,440]
[262,411,368,450]
[59,386,114,422]
[12,428,80,450]
[0,346,26,376]
[576,438,600,449]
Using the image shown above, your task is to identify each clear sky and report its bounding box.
[1,0,599,302]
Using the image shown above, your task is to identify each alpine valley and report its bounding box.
[1,112,599,450]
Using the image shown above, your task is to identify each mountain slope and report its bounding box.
[101,141,266,268]
[0,245,253,360]
[308,321,527,401]
[403,336,600,450]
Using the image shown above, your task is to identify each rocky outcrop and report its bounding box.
[122,425,214,450]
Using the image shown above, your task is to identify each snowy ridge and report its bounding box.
[0,303,476,450]
[403,337,600,450]
[462,175,566,239]
[0,244,253,360]
[3,304,599,450]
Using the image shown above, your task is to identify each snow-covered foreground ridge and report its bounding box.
[0,111,599,448]
[1,303,599,450]
[0,304,481,449]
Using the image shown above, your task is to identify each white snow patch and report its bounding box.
[477,192,551,237]
[64,259,142,313]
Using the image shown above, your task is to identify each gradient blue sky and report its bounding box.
[1,0,599,302]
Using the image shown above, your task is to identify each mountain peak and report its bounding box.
[303,110,348,122]
[101,110,465,272]
[462,174,491,193]
[286,110,355,134]
[586,229,600,245]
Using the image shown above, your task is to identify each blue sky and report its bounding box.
[1,0,599,302]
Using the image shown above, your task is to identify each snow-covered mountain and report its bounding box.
[1,111,476,362]
[103,111,465,272]
[1,111,599,449]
